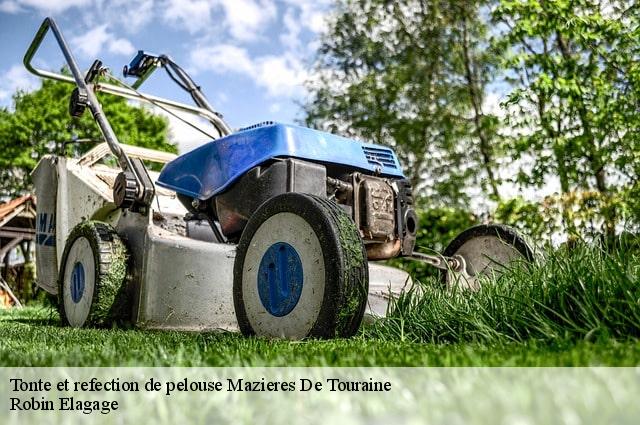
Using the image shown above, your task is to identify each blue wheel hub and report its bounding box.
[70,262,85,304]
[257,242,303,317]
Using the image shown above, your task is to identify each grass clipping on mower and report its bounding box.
[334,212,367,337]
[76,221,129,327]
[97,237,128,325]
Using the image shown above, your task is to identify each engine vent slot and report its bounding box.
[362,146,397,169]
[238,121,276,132]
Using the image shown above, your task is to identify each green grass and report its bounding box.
[1,243,639,367]
[367,243,640,343]
[1,306,639,366]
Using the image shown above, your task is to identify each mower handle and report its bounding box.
[23,17,161,210]
[23,18,231,138]
[24,17,131,169]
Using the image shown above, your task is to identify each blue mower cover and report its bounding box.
[157,122,405,200]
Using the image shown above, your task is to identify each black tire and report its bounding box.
[233,193,368,339]
[440,224,534,287]
[58,221,129,327]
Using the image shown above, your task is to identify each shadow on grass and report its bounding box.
[6,317,58,326]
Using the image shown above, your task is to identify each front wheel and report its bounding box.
[58,221,129,327]
[233,193,368,339]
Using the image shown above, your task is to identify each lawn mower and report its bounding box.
[25,18,534,339]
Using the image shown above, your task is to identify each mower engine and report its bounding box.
[216,162,416,260]
[160,122,418,261]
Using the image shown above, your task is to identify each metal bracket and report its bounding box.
[409,252,475,288]
[122,50,163,89]
[409,252,463,272]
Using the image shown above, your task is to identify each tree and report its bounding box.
[455,1,503,200]
[493,0,640,238]
[0,78,176,197]
[304,0,503,206]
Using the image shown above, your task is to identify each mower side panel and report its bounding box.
[32,157,59,294]
[31,155,121,294]
[366,263,412,318]
[135,224,238,331]
[157,123,405,200]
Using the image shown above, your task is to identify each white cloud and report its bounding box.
[268,103,281,113]
[72,25,110,58]
[71,25,135,58]
[0,1,155,37]
[90,0,155,34]
[0,64,39,101]
[305,10,328,34]
[281,0,331,34]
[217,0,276,41]
[280,7,301,51]
[191,44,255,75]
[1,0,90,13]
[0,1,21,13]
[162,0,213,34]
[254,54,308,97]
[483,92,504,117]
[122,0,155,33]
[161,0,276,41]
[107,38,135,56]
[190,44,308,98]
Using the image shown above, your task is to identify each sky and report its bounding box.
[0,0,332,153]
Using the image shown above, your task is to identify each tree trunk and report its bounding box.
[460,14,500,201]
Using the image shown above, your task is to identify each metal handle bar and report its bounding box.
[23,18,231,139]
[23,18,84,93]
[95,82,231,136]
[23,17,132,172]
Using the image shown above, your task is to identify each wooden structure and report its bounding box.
[0,195,36,307]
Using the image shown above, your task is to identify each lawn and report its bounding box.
[1,306,639,366]
[1,243,639,367]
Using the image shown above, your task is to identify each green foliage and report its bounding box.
[494,196,551,241]
[387,206,478,280]
[305,0,503,206]
[0,78,176,197]
[493,0,640,237]
[307,0,640,241]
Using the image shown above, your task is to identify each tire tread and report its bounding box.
[58,221,128,327]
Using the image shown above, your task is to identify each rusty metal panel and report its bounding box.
[359,177,395,241]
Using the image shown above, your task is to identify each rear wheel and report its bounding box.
[441,224,534,290]
[233,193,368,339]
[58,221,129,327]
